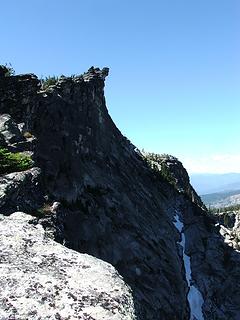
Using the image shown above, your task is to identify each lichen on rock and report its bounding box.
[0,212,136,320]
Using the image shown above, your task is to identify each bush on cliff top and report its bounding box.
[41,76,59,89]
[144,152,176,186]
[0,147,33,174]
[0,64,15,77]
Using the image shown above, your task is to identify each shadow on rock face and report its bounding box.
[52,180,191,320]
[181,201,240,320]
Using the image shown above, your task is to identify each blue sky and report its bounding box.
[1,0,239,173]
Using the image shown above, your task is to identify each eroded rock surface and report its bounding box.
[0,168,43,215]
[0,68,190,319]
[0,113,23,145]
[1,67,240,319]
[180,199,240,320]
[0,212,136,320]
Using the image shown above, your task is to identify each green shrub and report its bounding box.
[41,76,59,89]
[209,204,240,214]
[0,147,33,174]
[144,152,176,186]
[0,63,15,77]
[160,162,176,185]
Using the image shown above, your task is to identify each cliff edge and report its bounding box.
[0,66,240,320]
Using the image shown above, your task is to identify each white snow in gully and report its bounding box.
[174,213,204,320]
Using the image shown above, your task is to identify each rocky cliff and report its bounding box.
[0,212,136,320]
[0,66,240,320]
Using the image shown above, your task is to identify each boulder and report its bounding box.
[0,168,43,215]
[0,212,136,320]
[0,114,24,145]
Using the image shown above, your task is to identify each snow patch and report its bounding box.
[174,213,204,320]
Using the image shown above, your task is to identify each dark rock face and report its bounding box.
[0,73,39,124]
[182,201,240,320]
[33,70,119,201]
[0,168,43,215]
[30,69,190,319]
[144,153,206,209]
[0,67,240,319]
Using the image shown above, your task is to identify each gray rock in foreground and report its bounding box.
[0,212,136,320]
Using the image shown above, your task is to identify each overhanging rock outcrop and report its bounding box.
[0,67,190,319]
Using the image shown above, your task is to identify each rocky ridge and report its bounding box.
[0,66,240,319]
[210,209,240,251]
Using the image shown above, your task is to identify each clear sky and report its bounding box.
[1,0,239,173]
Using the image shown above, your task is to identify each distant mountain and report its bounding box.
[201,189,240,208]
[190,173,240,194]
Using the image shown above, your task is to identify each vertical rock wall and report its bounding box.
[1,66,240,319]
